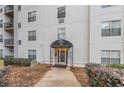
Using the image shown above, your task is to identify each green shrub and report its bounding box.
[3,57,14,66]
[86,63,124,87]
[3,58,31,66]
[14,58,31,66]
[107,64,124,69]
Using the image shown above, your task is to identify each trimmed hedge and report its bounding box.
[107,64,124,70]
[85,63,124,87]
[3,58,31,66]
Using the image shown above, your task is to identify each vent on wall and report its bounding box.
[58,18,64,24]
[18,40,21,45]
[18,22,21,28]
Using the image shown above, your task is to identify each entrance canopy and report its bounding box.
[50,39,73,69]
[50,39,73,48]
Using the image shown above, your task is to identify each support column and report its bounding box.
[59,49,61,62]
[66,49,68,65]
[65,49,66,64]
[50,47,52,70]
[58,49,60,63]
[55,49,56,64]
[56,49,58,64]
[72,47,73,68]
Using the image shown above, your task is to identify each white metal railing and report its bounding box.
[4,21,13,30]
[4,39,14,46]
[4,5,14,13]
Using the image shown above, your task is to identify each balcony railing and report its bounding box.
[4,39,14,46]
[5,55,14,59]
[4,5,14,13]
[4,21,13,31]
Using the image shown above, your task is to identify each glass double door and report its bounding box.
[55,48,68,65]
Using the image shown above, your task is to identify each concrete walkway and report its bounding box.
[35,67,81,87]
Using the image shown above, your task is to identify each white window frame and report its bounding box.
[102,20,121,36]
[58,28,65,40]
[28,30,36,41]
[28,11,36,22]
[18,40,21,45]
[0,20,3,28]
[0,8,2,13]
[28,50,36,60]
[57,6,66,19]
[0,35,3,42]
[101,50,120,65]
[18,5,21,11]
[18,22,21,28]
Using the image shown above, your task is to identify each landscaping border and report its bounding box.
[85,63,124,87]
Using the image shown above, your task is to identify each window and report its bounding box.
[0,20,3,28]
[58,28,65,40]
[102,20,121,36]
[0,49,3,58]
[0,8,2,13]
[18,22,21,28]
[111,20,121,36]
[28,50,36,60]
[28,30,36,41]
[57,6,65,19]
[18,40,21,45]
[101,50,120,65]
[18,5,21,11]
[28,11,36,22]
[101,5,115,8]
[58,19,64,24]
[0,35,3,42]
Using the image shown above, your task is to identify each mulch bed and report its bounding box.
[4,64,50,87]
[71,67,91,87]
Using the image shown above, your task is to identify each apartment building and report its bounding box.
[0,5,123,67]
[0,5,14,58]
[90,5,123,64]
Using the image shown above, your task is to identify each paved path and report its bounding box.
[35,67,81,87]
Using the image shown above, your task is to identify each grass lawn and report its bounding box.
[71,67,90,87]
[5,64,50,87]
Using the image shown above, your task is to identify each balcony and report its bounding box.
[4,21,13,31]
[5,55,14,59]
[4,5,14,17]
[4,39,14,47]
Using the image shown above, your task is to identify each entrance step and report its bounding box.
[53,64,67,68]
